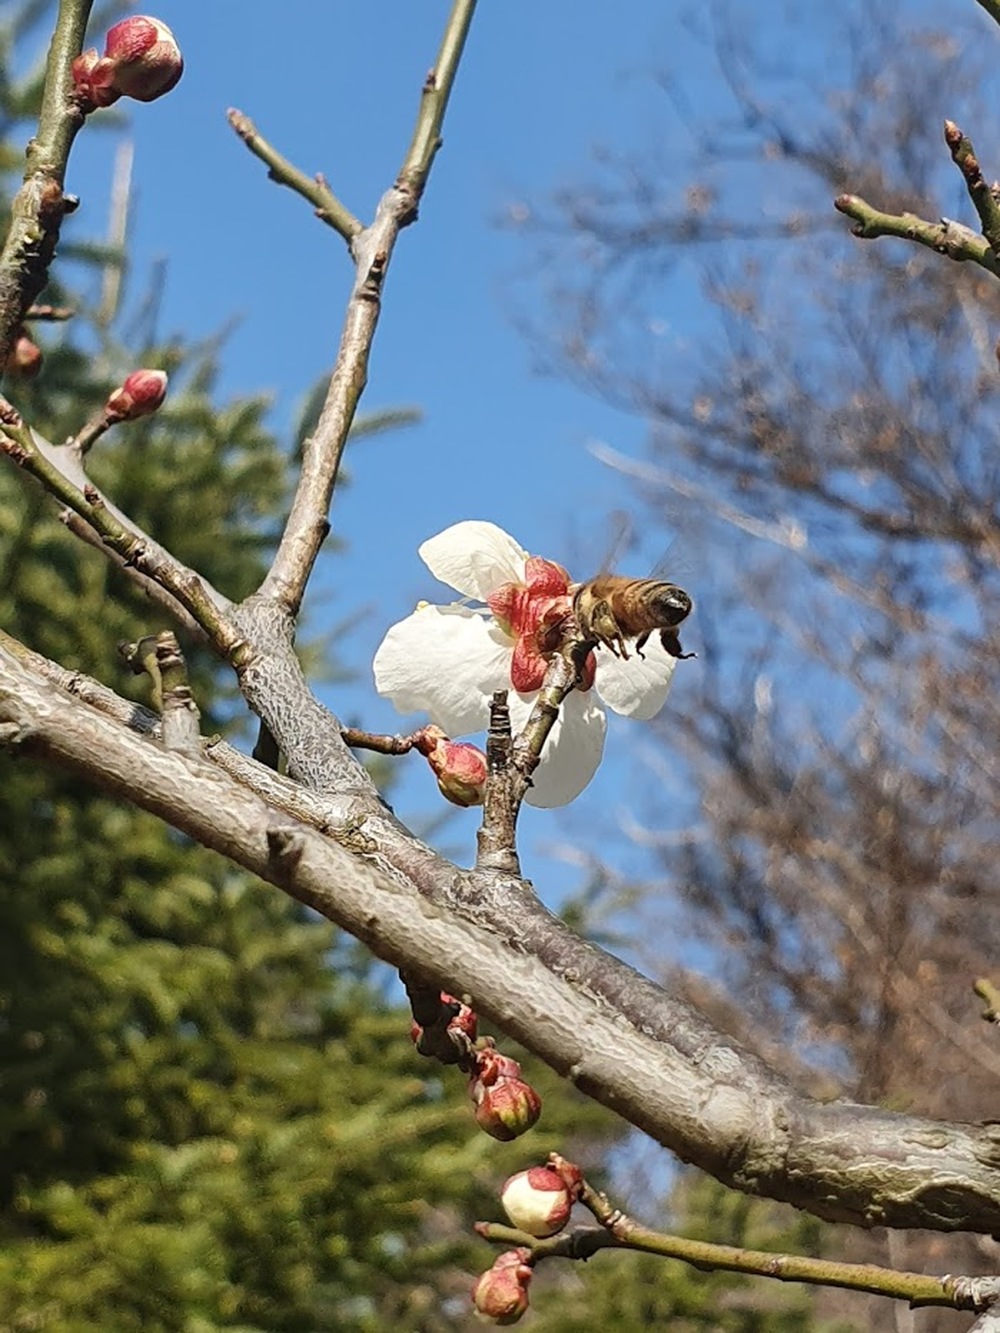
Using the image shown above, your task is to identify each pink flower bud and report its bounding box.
[415,725,487,807]
[4,329,42,379]
[73,17,183,109]
[469,1046,541,1141]
[471,1249,533,1325]
[105,369,168,422]
[500,1166,574,1238]
[473,1044,523,1088]
[445,994,478,1043]
[409,993,478,1048]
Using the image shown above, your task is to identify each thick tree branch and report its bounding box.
[4,640,1000,1236]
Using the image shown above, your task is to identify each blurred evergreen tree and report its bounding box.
[0,6,613,1329]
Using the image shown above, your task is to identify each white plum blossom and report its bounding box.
[372,521,681,807]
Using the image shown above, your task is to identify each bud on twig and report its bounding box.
[471,1248,533,1325]
[73,17,183,110]
[469,1044,541,1141]
[415,725,488,806]
[409,991,478,1055]
[3,329,42,379]
[105,369,168,422]
[500,1160,581,1238]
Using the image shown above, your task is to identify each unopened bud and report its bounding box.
[4,329,42,379]
[471,1248,533,1325]
[445,993,478,1043]
[500,1166,575,1238]
[470,1046,541,1141]
[409,992,478,1050]
[105,369,168,422]
[416,725,487,807]
[73,16,183,109]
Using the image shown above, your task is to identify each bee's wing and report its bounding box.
[650,529,699,584]
[599,509,635,574]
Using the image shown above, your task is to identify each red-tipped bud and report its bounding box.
[71,50,106,105]
[445,993,478,1043]
[470,1046,541,1141]
[73,17,183,109]
[105,369,168,422]
[4,329,42,379]
[409,993,478,1049]
[500,1166,575,1238]
[415,725,487,807]
[471,1248,533,1325]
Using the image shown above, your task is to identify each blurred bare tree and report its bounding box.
[511,3,1000,1326]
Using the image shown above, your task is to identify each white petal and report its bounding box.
[508,689,607,808]
[373,604,513,736]
[594,636,678,720]
[419,521,528,601]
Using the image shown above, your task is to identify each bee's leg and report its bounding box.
[660,628,696,660]
[594,603,629,659]
[601,634,630,660]
[635,632,650,659]
[610,626,630,660]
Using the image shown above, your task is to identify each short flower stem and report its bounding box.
[341,726,422,755]
[477,691,521,875]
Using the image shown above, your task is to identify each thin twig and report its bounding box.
[0,399,239,656]
[834,194,1000,278]
[227,108,362,242]
[943,120,1000,257]
[0,0,91,365]
[24,304,74,321]
[258,0,478,616]
[475,643,588,873]
[58,508,207,635]
[478,1172,1000,1314]
[342,725,423,755]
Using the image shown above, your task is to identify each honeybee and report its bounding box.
[572,574,694,661]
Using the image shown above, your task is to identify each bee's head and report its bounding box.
[652,584,692,625]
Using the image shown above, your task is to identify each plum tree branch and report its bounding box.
[258,0,478,616]
[944,119,1000,257]
[479,1193,1000,1316]
[227,107,363,242]
[0,0,91,366]
[5,636,1000,1236]
[0,398,241,656]
[835,194,1000,277]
